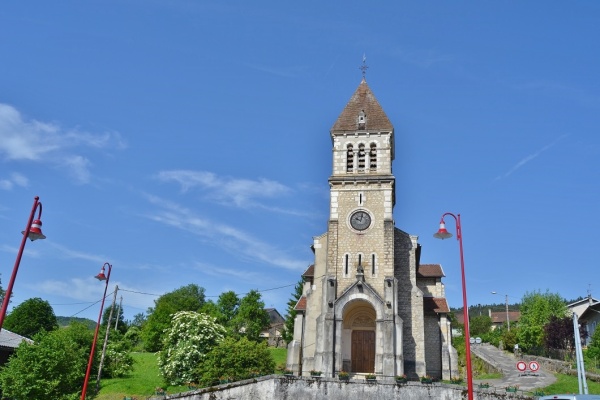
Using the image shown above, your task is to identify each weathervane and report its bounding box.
[359,54,368,78]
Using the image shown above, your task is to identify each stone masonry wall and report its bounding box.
[163,376,533,400]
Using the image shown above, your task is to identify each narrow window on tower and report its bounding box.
[369,143,377,171]
[358,144,366,171]
[371,253,377,276]
[344,254,349,276]
[346,144,354,173]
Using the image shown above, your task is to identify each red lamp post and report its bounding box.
[81,263,112,400]
[434,213,473,400]
[0,196,46,332]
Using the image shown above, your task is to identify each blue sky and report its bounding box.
[1,1,599,322]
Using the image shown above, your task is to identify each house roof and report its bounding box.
[294,296,307,311]
[0,329,33,350]
[580,301,600,321]
[417,264,445,278]
[331,79,393,132]
[265,308,285,325]
[567,297,600,308]
[423,297,450,313]
[454,311,521,325]
[490,311,521,324]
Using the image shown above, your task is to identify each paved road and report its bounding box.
[471,343,556,391]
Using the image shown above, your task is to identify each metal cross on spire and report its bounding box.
[359,54,368,78]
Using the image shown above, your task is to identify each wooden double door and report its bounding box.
[351,330,375,373]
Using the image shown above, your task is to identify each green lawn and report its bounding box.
[95,352,187,400]
[539,373,600,395]
[95,347,288,399]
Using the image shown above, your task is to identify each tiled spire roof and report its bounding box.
[331,78,393,132]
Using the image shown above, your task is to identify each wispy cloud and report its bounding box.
[155,169,296,209]
[0,172,28,191]
[143,194,306,271]
[0,103,127,184]
[496,135,567,180]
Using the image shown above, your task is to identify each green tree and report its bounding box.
[283,279,303,344]
[197,336,275,386]
[4,297,58,338]
[216,290,240,327]
[586,326,600,360]
[99,330,134,378]
[0,322,92,400]
[123,325,142,350]
[102,302,127,334]
[157,311,226,385]
[129,312,147,328]
[517,290,567,352]
[230,290,270,342]
[141,284,206,352]
[469,315,492,337]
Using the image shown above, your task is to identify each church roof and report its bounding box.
[294,296,307,311]
[302,264,314,278]
[331,78,393,132]
[417,264,445,278]
[423,297,450,313]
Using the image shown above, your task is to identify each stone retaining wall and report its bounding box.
[163,375,533,400]
[521,354,600,382]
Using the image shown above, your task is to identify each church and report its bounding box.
[286,76,457,380]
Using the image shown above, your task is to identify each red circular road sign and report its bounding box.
[529,361,540,372]
[516,361,527,372]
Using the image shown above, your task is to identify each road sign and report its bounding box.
[529,361,540,372]
[516,361,527,372]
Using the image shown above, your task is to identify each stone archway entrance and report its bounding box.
[342,300,376,373]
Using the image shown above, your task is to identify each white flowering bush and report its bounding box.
[157,311,226,385]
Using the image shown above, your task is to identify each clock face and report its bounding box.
[350,210,371,231]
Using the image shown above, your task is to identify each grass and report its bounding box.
[270,347,287,373]
[539,373,600,395]
[95,347,288,399]
[95,352,187,400]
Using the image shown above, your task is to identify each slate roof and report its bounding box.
[331,79,393,132]
[0,329,33,350]
[417,264,445,278]
[423,297,450,313]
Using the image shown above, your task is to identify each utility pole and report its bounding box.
[96,285,118,394]
[114,295,123,330]
[505,294,510,331]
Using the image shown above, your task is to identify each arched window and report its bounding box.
[346,144,354,173]
[369,143,377,171]
[358,144,366,171]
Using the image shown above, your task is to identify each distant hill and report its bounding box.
[56,316,96,330]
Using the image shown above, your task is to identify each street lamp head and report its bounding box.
[433,220,453,240]
[95,265,108,281]
[22,219,46,241]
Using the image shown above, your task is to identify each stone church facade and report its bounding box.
[286,78,457,380]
